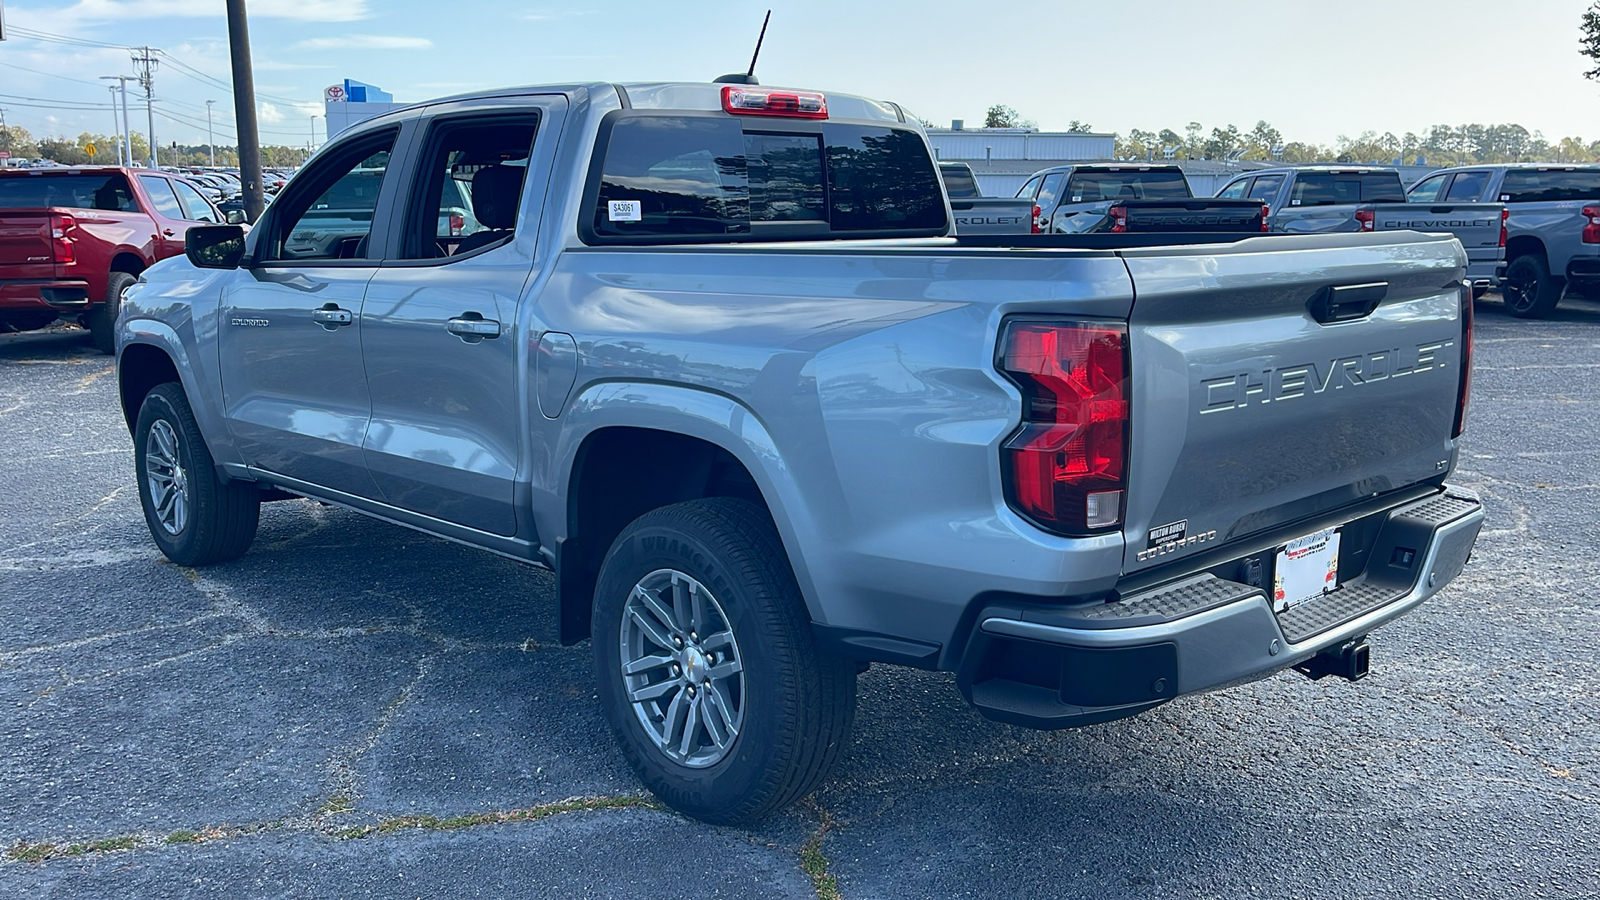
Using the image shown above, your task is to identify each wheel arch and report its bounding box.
[109,251,147,277]
[551,386,820,646]
[1504,234,1546,266]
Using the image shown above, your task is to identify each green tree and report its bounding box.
[1065,120,1094,133]
[1582,1,1600,80]
[984,104,1021,128]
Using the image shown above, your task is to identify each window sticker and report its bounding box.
[608,199,643,222]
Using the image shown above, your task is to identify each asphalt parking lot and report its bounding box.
[2,293,1598,899]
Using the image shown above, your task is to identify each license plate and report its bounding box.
[1272,527,1340,613]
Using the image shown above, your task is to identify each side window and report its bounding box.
[1444,171,1490,202]
[1407,173,1448,203]
[1216,179,1248,199]
[1015,175,1043,199]
[269,131,397,261]
[138,175,184,219]
[1289,174,1335,206]
[1246,174,1284,203]
[401,114,540,260]
[171,180,220,223]
[1034,172,1067,211]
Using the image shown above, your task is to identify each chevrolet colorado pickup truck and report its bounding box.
[0,166,243,352]
[938,162,1037,235]
[1218,166,1506,293]
[115,81,1485,824]
[1017,164,1267,235]
[1407,163,1600,317]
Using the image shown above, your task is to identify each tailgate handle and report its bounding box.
[1310,282,1387,324]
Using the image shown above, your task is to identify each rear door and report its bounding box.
[1119,233,1466,574]
[135,175,190,258]
[358,96,562,537]
[219,124,407,497]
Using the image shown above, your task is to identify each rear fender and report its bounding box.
[548,382,822,619]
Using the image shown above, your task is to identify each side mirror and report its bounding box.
[186,225,247,269]
[225,208,247,225]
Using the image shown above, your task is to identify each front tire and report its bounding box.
[134,383,260,565]
[1502,254,1562,318]
[593,499,856,825]
[88,271,136,355]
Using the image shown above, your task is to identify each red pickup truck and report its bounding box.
[0,166,241,352]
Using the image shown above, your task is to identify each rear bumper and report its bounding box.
[0,279,92,311]
[956,488,1484,729]
[1565,257,1600,284]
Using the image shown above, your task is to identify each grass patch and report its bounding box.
[7,843,56,863]
[800,803,842,900]
[342,795,656,840]
[317,794,354,816]
[165,830,201,845]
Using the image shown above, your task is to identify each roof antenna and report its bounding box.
[714,10,770,85]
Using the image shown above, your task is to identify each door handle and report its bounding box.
[1308,282,1387,324]
[446,313,501,343]
[311,304,355,330]
[163,229,176,237]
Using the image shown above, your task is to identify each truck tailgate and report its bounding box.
[1118,232,1466,574]
[0,210,55,278]
[1371,202,1503,272]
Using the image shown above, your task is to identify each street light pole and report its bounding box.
[105,88,123,164]
[206,99,215,167]
[99,75,135,169]
[0,107,9,167]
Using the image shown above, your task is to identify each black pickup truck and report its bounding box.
[1016,164,1266,234]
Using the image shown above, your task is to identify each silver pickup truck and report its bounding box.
[1219,167,1505,291]
[939,161,1036,234]
[1408,164,1600,317]
[114,81,1485,825]
[1020,163,1266,234]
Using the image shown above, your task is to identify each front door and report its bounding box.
[134,174,191,258]
[359,100,560,536]
[219,126,404,497]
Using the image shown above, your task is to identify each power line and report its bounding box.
[0,60,112,88]
[5,25,134,50]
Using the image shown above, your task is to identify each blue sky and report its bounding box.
[2,0,1599,149]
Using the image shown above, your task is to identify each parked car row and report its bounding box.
[0,165,245,350]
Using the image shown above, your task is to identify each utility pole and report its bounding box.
[100,75,135,169]
[309,115,316,153]
[225,0,264,222]
[205,99,216,167]
[131,46,159,168]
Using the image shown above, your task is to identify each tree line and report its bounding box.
[1113,121,1600,166]
[0,125,311,168]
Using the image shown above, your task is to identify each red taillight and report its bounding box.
[1355,208,1375,232]
[1031,204,1042,234]
[721,85,827,119]
[1108,205,1128,233]
[1582,206,1600,244]
[1454,281,1473,438]
[448,213,465,236]
[998,320,1129,533]
[1500,207,1510,247]
[49,213,76,264]
[1260,204,1271,232]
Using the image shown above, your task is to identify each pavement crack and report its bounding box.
[317,652,437,820]
[2,795,660,866]
[800,798,844,900]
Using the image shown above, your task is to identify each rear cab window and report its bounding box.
[939,164,981,199]
[1063,168,1190,203]
[0,173,137,211]
[584,112,946,244]
[1497,169,1600,202]
[1289,171,1406,206]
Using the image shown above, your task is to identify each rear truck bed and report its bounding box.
[1369,202,1506,289]
[950,231,1483,728]
[0,208,93,324]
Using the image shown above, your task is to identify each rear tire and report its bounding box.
[134,383,260,566]
[1502,255,1562,318]
[592,498,856,825]
[88,271,136,355]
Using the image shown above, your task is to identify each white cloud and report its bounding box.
[52,0,371,22]
[293,35,433,51]
[258,103,285,124]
